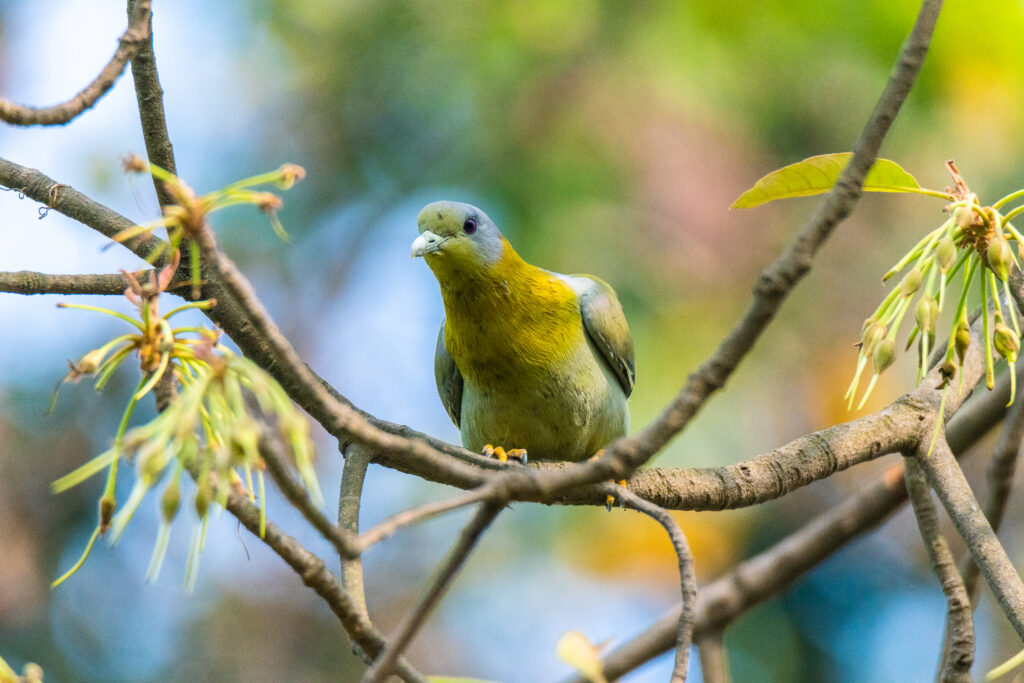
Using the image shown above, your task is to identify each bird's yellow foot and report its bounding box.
[482,444,528,464]
[588,450,627,510]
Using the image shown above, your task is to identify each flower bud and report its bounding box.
[195,474,213,519]
[988,235,1013,281]
[915,297,939,335]
[994,322,1020,362]
[861,321,887,353]
[936,237,957,273]
[161,479,181,524]
[940,358,957,381]
[955,319,971,365]
[872,338,896,374]
[99,493,117,531]
[900,268,923,298]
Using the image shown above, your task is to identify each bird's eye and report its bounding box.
[463,217,478,235]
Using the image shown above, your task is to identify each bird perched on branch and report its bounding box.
[412,200,635,469]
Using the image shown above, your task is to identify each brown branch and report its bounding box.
[221,486,427,683]
[0,270,143,296]
[126,0,178,207]
[586,0,946,482]
[586,371,1011,682]
[357,486,491,552]
[696,631,729,683]
[961,391,1024,603]
[257,430,360,559]
[0,1,151,126]
[913,438,1024,642]
[362,503,502,682]
[904,457,973,682]
[339,445,374,623]
[612,484,697,683]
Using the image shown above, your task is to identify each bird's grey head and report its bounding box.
[411,201,505,268]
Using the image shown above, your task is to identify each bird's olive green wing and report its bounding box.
[433,319,463,427]
[569,275,636,397]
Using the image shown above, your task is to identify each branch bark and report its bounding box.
[904,457,973,682]
[0,1,151,126]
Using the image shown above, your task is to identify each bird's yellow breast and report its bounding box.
[437,241,583,387]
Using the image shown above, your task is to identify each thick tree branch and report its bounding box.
[961,395,1024,603]
[589,0,945,480]
[126,0,178,207]
[0,271,141,296]
[363,503,502,683]
[0,1,151,126]
[904,457,973,682]
[696,631,729,683]
[913,438,1024,642]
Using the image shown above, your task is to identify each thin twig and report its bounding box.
[362,503,502,682]
[696,631,730,683]
[913,438,1024,642]
[357,486,493,552]
[220,485,427,683]
[904,457,974,682]
[339,444,373,622]
[258,431,360,558]
[611,484,697,683]
[0,1,152,126]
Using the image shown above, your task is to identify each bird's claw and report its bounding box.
[482,444,528,465]
[605,479,628,511]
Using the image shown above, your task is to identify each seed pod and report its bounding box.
[900,268,923,298]
[988,235,1013,281]
[955,319,971,365]
[940,358,957,381]
[915,297,939,335]
[936,237,957,273]
[994,322,1020,362]
[872,338,896,374]
[194,473,213,519]
[861,321,887,353]
[99,493,117,531]
[161,479,181,524]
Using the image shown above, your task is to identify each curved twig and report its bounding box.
[696,631,730,683]
[0,1,152,126]
[612,484,697,683]
[339,444,373,622]
[904,457,974,682]
[0,270,142,296]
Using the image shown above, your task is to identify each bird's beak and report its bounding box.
[411,230,446,258]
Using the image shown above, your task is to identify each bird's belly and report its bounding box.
[458,342,628,462]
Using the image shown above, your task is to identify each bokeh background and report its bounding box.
[3,1,1024,681]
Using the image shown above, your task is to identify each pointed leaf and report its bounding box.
[732,153,925,208]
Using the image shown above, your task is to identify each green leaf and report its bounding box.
[731,153,930,209]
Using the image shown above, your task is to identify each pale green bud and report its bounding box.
[161,479,181,523]
[915,297,939,335]
[936,237,957,273]
[995,323,1020,363]
[872,339,896,374]
[900,268,923,298]
[988,236,1013,281]
[955,319,971,365]
[861,321,887,353]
